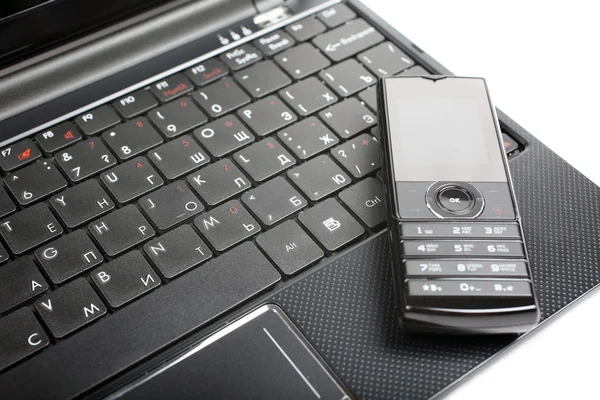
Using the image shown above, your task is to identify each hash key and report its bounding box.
[103,117,163,160]
[5,159,67,206]
[187,159,250,206]
[0,204,63,255]
[89,205,155,257]
[148,99,207,138]
[144,225,212,279]
[274,43,331,80]
[193,77,250,118]
[278,117,339,159]
[298,198,365,252]
[319,98,376,139]
[0,258,49,315]
[91,251,160,308]
[234,60,291,98]
[234,138,296,182]
[100,157,164,204]
[280,77,338,116]
[50,180,115,228]
[287,154,350,201]
[331,134,381,178]
[238,96,297,137]
[194,115,254,157]
[140,181,204,230]
[242,177,307,226]
[320,59,375,97]
[149,135,209,179]
[0,138,41,172]
[35,279,107,339]
[55,139,117,182]
[194,200,260,252]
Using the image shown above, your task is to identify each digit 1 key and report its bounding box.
[139,181,205,231]
[0,204,63,255]
[100,157,164,204]
[55,139,117,182]
[103,118,164,160]
[4,160,67,206]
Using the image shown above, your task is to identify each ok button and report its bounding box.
[436,186,474,213]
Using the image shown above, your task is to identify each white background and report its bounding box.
[360,0,600,398]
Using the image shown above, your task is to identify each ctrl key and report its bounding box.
[0,308,50,372]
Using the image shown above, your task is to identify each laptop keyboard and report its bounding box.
[0,3,521,377]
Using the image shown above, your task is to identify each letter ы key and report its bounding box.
[242,177,307,226]
[234,138,296,182]
[140,181,204,231]
[55,139,117,182]
[194,200,260,252]
[192,77,250,118]
[35,121,82,153]
[150,73,193,103]
[0,308,50,372]
[339,178,386,229]
[285,17,326,42]
[234,61,291,99]
[319,98,376,139]
[92,251,160,308]
[75,105,121,136]
[144,225,212,279]
[274,43,331,80]
[299,198,365,252]
[50,180,115,228]
[279,77,338,117]
[0,258,49,314]
[185,58,229,87]
[320,59,375,97]
[149,135,209,179]
[358,42,414,77]
[287,154,350,201]
[101,157,164,204]
[257,220,323,276]
[312,19,384,62]
[5,160,67,206]
[89,205,155,257]
[35,279,107,339]
[113,89,158,119]
[219,44,262,71]
[278,117,339,160]
[0,138,42,172]
[35,230,103,285]
[187,159,250,206]
[194,115,254,158]
[332,134,381,178]
[103,118,163,160]
[0,204,63,255]
[149,99,207,138]
[238,96,297,137]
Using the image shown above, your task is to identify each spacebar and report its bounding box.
[1,242,281,400]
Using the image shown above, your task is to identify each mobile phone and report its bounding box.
[377,76,540,334]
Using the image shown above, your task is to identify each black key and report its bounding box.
[35,122,82,153]
[370,126,379,138]
[75,105,121,136]
[91,251,160,308]
[358,41,414,77]
[0,186,16,218]
[148,99,207,138]
[5,160,67,206]
[358,86,377,111]
[503,133,519,154]
[331,134,381,178]
[55,139,117,182]
[274,43,331,80]
[194,200,260,251]
[0,204,63,255]
[278,117,339,159]
[320,59,375,97]
[238,96,297,137]
[0,309,50,372]
[0,138,41,172]
[194,115,254,157]
[35,231,103,285]
[0,258,49,314]
[0,242,279,399]
[319,97,376,139]
[220,44,262,71]
[286,17,326,42]
[256,220,323,276]
[103,117,163,160]
[186,58,229,86]
[113,89,158,118]
[313,19,384,62]
[100,157,164,204]
[253,30,295,56]
[89,205,155,257]
[234,60,291,99]
[140,181,204,230]
[234,138,296,182]
[35,279,107,338]
[150,73,193,102]
[287,154,350,201]
[0,242,8,265]
[338,178,386,229]
[148,135,209,179]
[144,225,212,279]
[242,177,307,226]
[298,198,365,252]
[193,77,251,118]
[280,77,338,116]
[317,3,356,28]
[50,180,115,228]
[187,159,250,206]
[398,65,430,76]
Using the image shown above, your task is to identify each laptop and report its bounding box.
[1,0,599,398]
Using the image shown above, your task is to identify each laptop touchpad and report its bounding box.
[111,304,353,400]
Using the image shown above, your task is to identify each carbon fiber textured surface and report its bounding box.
[272,109,600,399]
